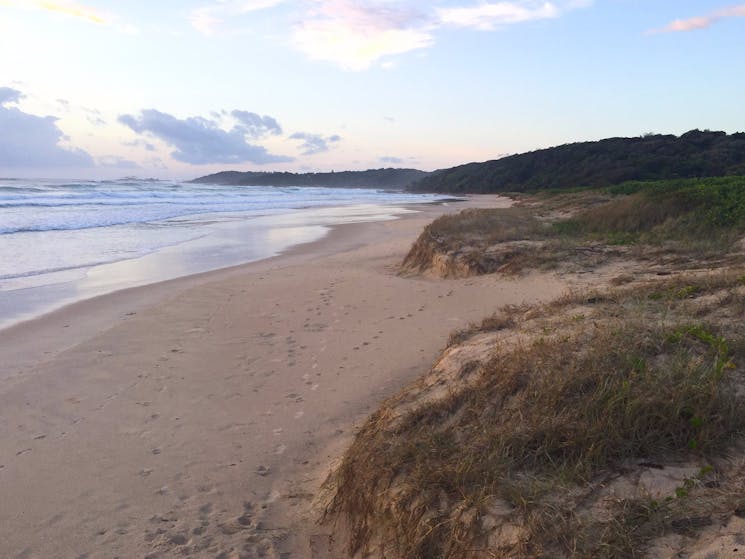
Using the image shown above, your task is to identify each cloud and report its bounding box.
[293,0,434,71]
[124,139,156,151]
[33,0,107,24]
[292,1,588,70]
[3,1,139,33]
[379,156,404,164]
[188,0,588,69]
[289,132,341,155]
[3,0,107,24]
[650,4,745,33]
[0,86,94,168]
[231,110,283,137]
[97,155,140,169]
[145,156,168,170]
[118,109,293,165]
[379,155,419,165]
[437,1,560,30]
[0,86,23,105]
[84,108,107,127]
[190,0,285,35]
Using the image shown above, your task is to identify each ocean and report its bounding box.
[0,178,443,328]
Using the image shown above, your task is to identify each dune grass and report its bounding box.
[403,177,745,277]
[557,176,745,247]
[330,179,745,557]
[328,272,745,558]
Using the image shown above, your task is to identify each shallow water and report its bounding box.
[0,178,441,328]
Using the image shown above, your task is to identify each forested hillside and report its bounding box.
[409,130,745,193]
[192,168,429,190]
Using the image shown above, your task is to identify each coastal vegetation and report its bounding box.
[191,168,429,190]
[192,130,745,197]
[408,130,745,194]
[402,176,745,278]
[326,176,745,558]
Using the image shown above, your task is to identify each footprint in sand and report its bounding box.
[198,502,213,518]
[168,533,189,546]
[46,512,65,526]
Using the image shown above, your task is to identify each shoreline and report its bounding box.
[0,201,435,332]
[0,194,565,558]
[0,200,461,377]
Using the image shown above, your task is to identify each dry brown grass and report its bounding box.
[402,189,745,279]
[326,271,745,558]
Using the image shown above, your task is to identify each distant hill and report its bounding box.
[408,130,745,193]
[191,168,429,190]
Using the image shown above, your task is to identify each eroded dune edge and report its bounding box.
[324,182,745,559]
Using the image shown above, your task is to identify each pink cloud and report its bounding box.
[651,4,745,33]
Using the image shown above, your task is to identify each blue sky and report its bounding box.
[1,0,744,179]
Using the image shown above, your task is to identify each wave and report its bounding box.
[0,180,433,235]
[0,261,119,282]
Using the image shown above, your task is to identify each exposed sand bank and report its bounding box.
[0,196,566,558]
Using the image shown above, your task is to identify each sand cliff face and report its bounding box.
[401,232,550,278]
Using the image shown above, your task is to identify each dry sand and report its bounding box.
[0,197,566,558]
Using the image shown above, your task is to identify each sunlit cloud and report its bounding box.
[437,1,560,31]
[293,0,434,71]
[294,23,433,71]
[292,0,589,70]
[190,0,285,35]
[1,0,139,32]
[650,4,745,33]
[36,0,106,23]
[0,0,107,24]
[186,0,589,69]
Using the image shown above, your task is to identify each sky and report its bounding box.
[0,0,744,180]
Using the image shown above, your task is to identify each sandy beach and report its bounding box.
[0,197,566,558]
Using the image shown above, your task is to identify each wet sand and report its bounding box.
[0,196,566,558]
